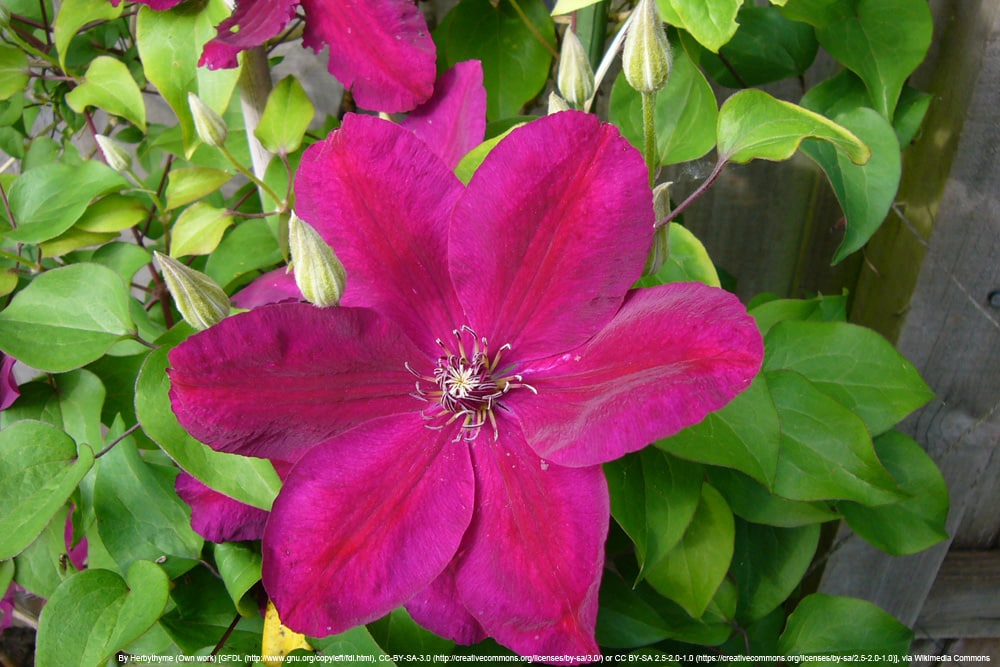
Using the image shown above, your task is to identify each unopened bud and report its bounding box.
[547,92,571,115]
[557,28,595,109]
[288,212,346,308]
[188,92,228,148]
[623,0,672,95]
[154,251,230,330]
[95,134,132,173]
[643,182,672,276]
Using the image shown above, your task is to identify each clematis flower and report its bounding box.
[115,0,435,113]
[168,111,763,659]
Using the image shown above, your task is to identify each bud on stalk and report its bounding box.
[288,212,347,308]
[623,0,672,95]
[188,92,229,148]
[557,28,595,109]
[95,134,132,174]
[154,251,230,330]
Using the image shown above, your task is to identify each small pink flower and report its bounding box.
[168,111,763,658]
[116,0,436,112]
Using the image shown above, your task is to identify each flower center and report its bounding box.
[407,326,535,442]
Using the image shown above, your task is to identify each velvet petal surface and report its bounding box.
[509,284,764,467]
[455,423,607,658]
[295,114,465,354]
[198,0,298,69]
[263,416,475,636]
[300,0,435,112]
[175,473,270,542]
[450,111,653,362]
[231,267,304,309]
[401,61,487,170]
[168,303,426,462]
[405,563,487,646]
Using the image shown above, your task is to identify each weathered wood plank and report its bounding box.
[916,551,1000,639]
[819,0,1000,630]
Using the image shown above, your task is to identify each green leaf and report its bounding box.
[605,449,703,579]
[655,376,780,487]
[165,166,232,210]
[610,37,717,165]
[255,76,315,155]
[36,561,170,667]
[708,467,837,527]
[13,506,74,598]
[135,335,281,510]
[54,0,122,71]
[0,45,29,101]
[65,56,146,131]
[94,422,204,578]
[454,127,519,185]
[839,430,949,556]
[893,86,931,147]
[764,321,933,435]
[0,263,134,372]
[437,0,556,121]
[791,0,933,119]
[688,6,818,87]
[766,369,903,505]
[635,223,721,287]
[0,421,94,560]
[205,218,283,289]
[91,241,154,284]
[0,369,106,447]
[310,626,392,662]
[74,195,148,233]
[731,520,819,623]
[778,594,913,662]
[750,293,847,335]
[656,0,740,53]
[136,0,241,153]
[5,161,128,243]
[159,565,264,655]
[369,608,455,657]
[717,89,870,164]
[214,542,262,615]
[169,202,235,257]
[645,483,734,618]
[802,107,901,262]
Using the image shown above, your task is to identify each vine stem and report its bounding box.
[641,91,657,185]
[655,157,729,228]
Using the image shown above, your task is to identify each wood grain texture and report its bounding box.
[819,0,1000,633]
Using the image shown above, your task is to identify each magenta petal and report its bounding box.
[455,424,606,658]
[176,473,269,542]
[450,112,653,361]
[0,353,19,411]
[510,284,764,467]
[263,416,474,636]
[168,303,427,461]
[406,564,487,646]
[231,268,304,309]
[198,0,298,69]
[295,114,465,354]
[300,0,435,112]
[401,61,487,170]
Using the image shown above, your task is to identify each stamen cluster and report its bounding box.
[407,326,535,441]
